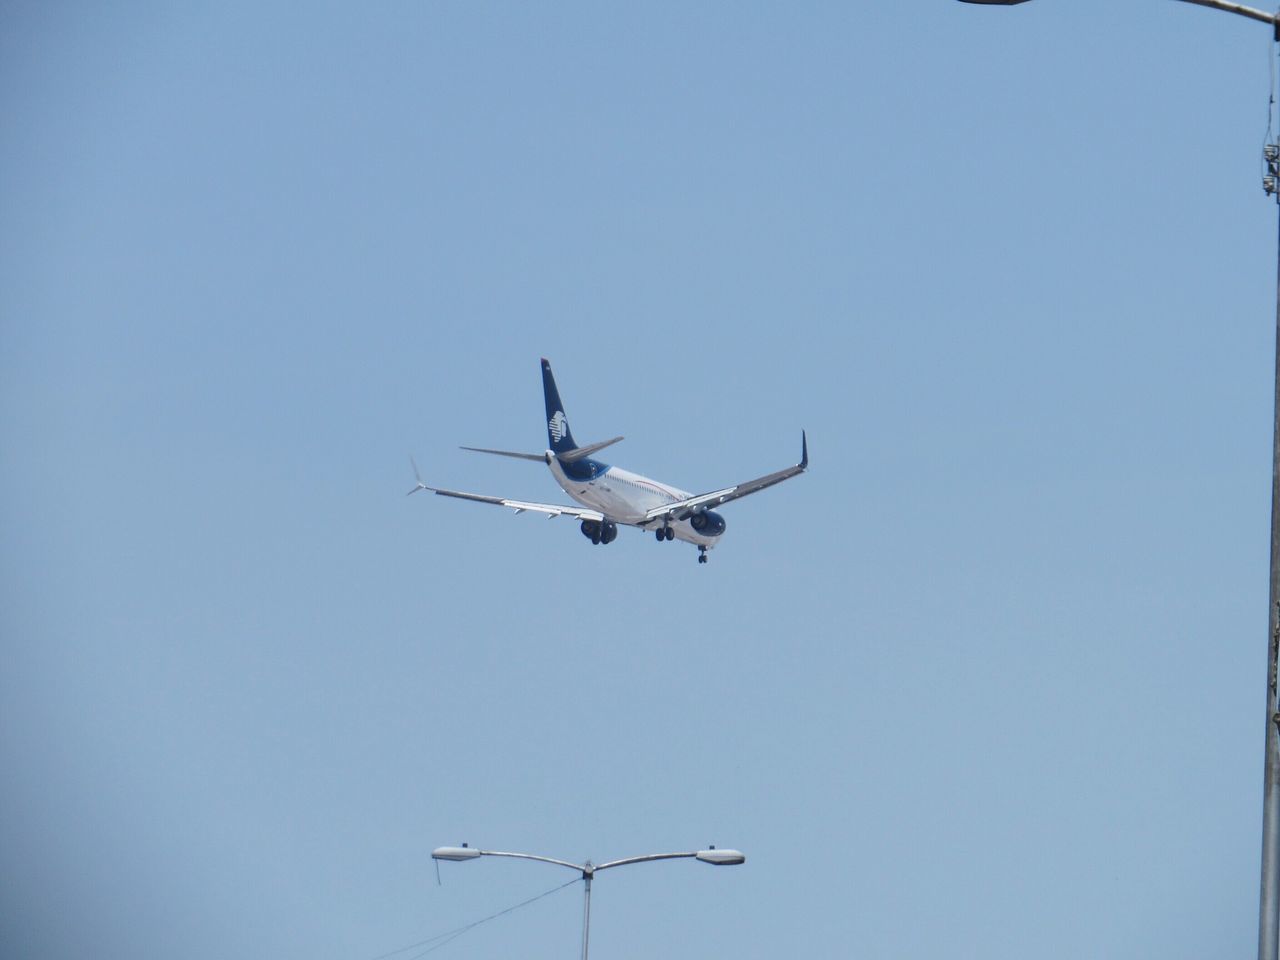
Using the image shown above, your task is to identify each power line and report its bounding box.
[369,877,581,960]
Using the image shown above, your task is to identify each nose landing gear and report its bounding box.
[697,545,708,565]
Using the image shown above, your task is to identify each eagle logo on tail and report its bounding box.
[549,411,569,443]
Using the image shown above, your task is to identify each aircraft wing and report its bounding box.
[644,431,808,524]
[408,469,604,522]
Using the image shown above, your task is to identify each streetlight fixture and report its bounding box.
[432,843,745,960]
[955,1,1280,958]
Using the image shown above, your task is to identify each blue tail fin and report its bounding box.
[541,358,578,454]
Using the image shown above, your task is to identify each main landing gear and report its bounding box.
[697,545,708,564]
[580,519,617,545]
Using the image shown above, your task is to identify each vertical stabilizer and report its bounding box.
[541,358,578,454]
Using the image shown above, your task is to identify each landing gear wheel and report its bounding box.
[697,546,708,564]
[665,527,675,541]
[591,533,601,545]
[655,529,665,542]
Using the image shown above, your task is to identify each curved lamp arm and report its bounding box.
[596,849,746,871]
[1177,0,1279,26]
[960,0,1280,27]
[594,851,698,872]
[432,846,584,873]
[474,850,586,872]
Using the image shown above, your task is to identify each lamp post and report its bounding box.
[955,2,1280,958]
[432,843,745,960]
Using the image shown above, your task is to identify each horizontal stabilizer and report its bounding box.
[460,446,546,462]
[556,435,624,462]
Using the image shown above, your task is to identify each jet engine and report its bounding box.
[580,518,618,545]
[688,510,726,536]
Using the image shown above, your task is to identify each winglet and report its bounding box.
[407,456,430,496]
[800,430,808,470]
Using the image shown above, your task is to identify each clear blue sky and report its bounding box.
[1,2,1270,957]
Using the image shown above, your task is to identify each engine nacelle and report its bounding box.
[580,519,618,544]
[688,510,726,536]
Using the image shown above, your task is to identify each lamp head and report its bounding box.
[695,848,745,866]
[433,845,482,862]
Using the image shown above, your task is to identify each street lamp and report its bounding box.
[432,843,745,960]
[955,2,1280,959]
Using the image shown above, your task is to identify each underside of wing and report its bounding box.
[407,459,604,521]
[644,430,808,523]
[422,484,605,521]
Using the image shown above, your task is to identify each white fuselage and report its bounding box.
[546,455,721,547]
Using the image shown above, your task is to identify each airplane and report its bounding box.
[408,358,807,564]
